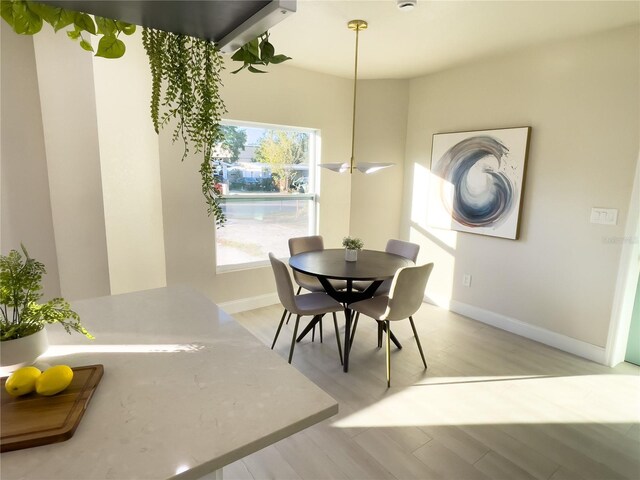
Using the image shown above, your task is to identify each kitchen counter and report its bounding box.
[1,286,338,479]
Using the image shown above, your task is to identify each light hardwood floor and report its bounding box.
[224,303,640,480]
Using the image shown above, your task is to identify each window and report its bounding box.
[214,121,318,270]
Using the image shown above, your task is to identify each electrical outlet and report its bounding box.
[590,208,618,225]
[462,274,472,287]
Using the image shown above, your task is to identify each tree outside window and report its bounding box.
[219,125,248,163]
[255,130,309,192]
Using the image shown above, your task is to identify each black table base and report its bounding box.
[295,278,403,372]
[289,250,414,373]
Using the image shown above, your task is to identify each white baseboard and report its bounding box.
[219,293,280,314]
[424,295,607,365]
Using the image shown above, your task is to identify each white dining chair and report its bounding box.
[348,262,434,387]
[269,253,344,365]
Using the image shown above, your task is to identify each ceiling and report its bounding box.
[267,0,640,79]
[43,1,639,79]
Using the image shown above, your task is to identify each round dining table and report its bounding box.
[289,249,414,372]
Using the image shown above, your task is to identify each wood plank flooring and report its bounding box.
[224,303,640,480]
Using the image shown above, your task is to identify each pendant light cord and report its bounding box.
[350,25,360,174]
[319,20,391,175]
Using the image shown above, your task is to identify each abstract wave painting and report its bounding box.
[427,127,531,239]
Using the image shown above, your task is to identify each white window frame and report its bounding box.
[215,120,319,273]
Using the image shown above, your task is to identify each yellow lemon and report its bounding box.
[35,365,74,396]
[5,366,42,396]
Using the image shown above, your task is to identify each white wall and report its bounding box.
[0,26,60,299]
[160,62,355,304]
[3,27,167,300]
[92,31,167,295]
[2,29,363,306]
[350,79,409,250]
[33,30,111,301]
[403,25,640,351]
[220,62,355,248]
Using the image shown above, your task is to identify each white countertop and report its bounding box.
[1,286,338,480]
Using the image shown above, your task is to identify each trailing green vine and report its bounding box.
[1,0,135,58]
[142,27,227,227]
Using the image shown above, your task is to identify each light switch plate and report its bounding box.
[590,208,618,225]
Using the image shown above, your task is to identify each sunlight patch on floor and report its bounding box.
[332,374,640,428]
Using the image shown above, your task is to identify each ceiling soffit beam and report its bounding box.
[41,1,296,50]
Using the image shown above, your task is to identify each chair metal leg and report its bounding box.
[381,322,403,349]
[390,329,403,349]
[320,318,323,343]
[312,324,316,342]
[409,316,427,369]
[296,314,323,343]
[271,309,288,349]
[349,312,360,350]
[377,321,383,348]
[386,320,391,388]
[285,311,292,325]
[288,315,301,364]
[333,312,343,366]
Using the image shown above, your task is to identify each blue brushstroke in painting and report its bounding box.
[433,136,515,228]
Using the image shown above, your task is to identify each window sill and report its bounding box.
[216,259,271,274]
[220,193,315,202]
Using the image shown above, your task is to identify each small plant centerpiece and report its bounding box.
[0,245,93,369]
[342,237,364,262]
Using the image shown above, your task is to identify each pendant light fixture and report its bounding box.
[320,20,394,174]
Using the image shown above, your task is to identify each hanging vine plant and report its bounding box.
[1,0,292,228]
[142,27,227,227]
[141,28,292,227]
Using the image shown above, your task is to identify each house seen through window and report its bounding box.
[214,121,318,270]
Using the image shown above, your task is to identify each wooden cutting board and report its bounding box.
[1,364,103,452]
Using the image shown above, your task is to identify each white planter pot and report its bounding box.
[1,328,49,372]
[345,249,358,262]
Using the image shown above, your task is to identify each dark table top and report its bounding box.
[289,249,414,281]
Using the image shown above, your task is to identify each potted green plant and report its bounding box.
[342,237,364,262]
[0,245,93,370]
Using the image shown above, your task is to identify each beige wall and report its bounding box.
[2,29,167,300]
[0,26,60,299]
[350,80,409,250]
[220,62,355,248]
[157,61,410,305]
[1,29,364,305]
[92,32,167,295]
[403,25,640,348]
[33,30,111,301]
[160,63,355,303]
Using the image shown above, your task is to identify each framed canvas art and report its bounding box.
[427,126,531,240]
